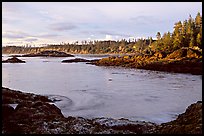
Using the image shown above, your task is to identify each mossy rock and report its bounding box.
[166,48,187,59]
[154,52,166,59]
[187,48,202,58]
[166,48,202,60]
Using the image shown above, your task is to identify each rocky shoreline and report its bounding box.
[2,87,202,134]
[90,48,202,75]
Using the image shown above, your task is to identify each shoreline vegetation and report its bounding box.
[2,87,202,134]
[2,47,202,75]
[2,12,202,134]
[90,47,202,75]
[2,13,202,75]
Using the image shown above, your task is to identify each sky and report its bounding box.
[2,2,202,47]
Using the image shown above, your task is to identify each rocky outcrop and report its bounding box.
[62,58,100,63]
[154,101,202,134]
[91,48,202,75]
[2,57,26,63]
[166,48,202,60]
[2,87,202,134]
[11,50,74,57]
[2,87,52,104]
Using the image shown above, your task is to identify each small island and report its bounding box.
[62,58,100,63]
[2,57,26,63]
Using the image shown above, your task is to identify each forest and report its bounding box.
[2,12,202,55]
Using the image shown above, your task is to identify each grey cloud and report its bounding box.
[2,3,22,13]
[6,41,23,44]
[2,31,29,39]
[3,34,25,39]
[39,34,61,38]
[49,23,78,31]
[2,18,10,24]
[25,38,38,42]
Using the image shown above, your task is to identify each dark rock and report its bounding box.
[2,104,15,120]
[154,101,202,134]
[62,58,100,63]
[2,87,52,104]
[2,57,26,63]
[9,55,22,57]
[2,87,202,134]
[62,58,91,63]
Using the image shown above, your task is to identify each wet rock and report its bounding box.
[2,87,52,104]
[2,87,202,134]
[154,101,202,134]
[62,58,91,63]
[2,104,15,120]
[2,57,26,63]
[92,117,157,134]
[62,58,100,63]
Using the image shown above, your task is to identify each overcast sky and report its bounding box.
[2,2,202,46]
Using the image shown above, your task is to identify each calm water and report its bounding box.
[2,54,202,124]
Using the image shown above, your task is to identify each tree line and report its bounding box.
[2,12,202,55]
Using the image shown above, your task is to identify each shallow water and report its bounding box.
[2,54,202,124]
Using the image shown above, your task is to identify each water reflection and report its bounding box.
[2,55,202,124]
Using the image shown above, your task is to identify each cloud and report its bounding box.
[2,2,23,13]
[5,41,23,44]
[98,30,131,37]
[2,2,202,47]
[25,38,38,42]
[2,31,30,39]
[105,35,113,40]
[49,22,78,31]
[130,15,163,25]
[39,34,61,38]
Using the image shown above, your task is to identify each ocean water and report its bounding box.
[2,54,202,124]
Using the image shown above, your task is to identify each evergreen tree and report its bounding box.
[161,32,173,53]
[196,33,202,48]
[172,21,183,50]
